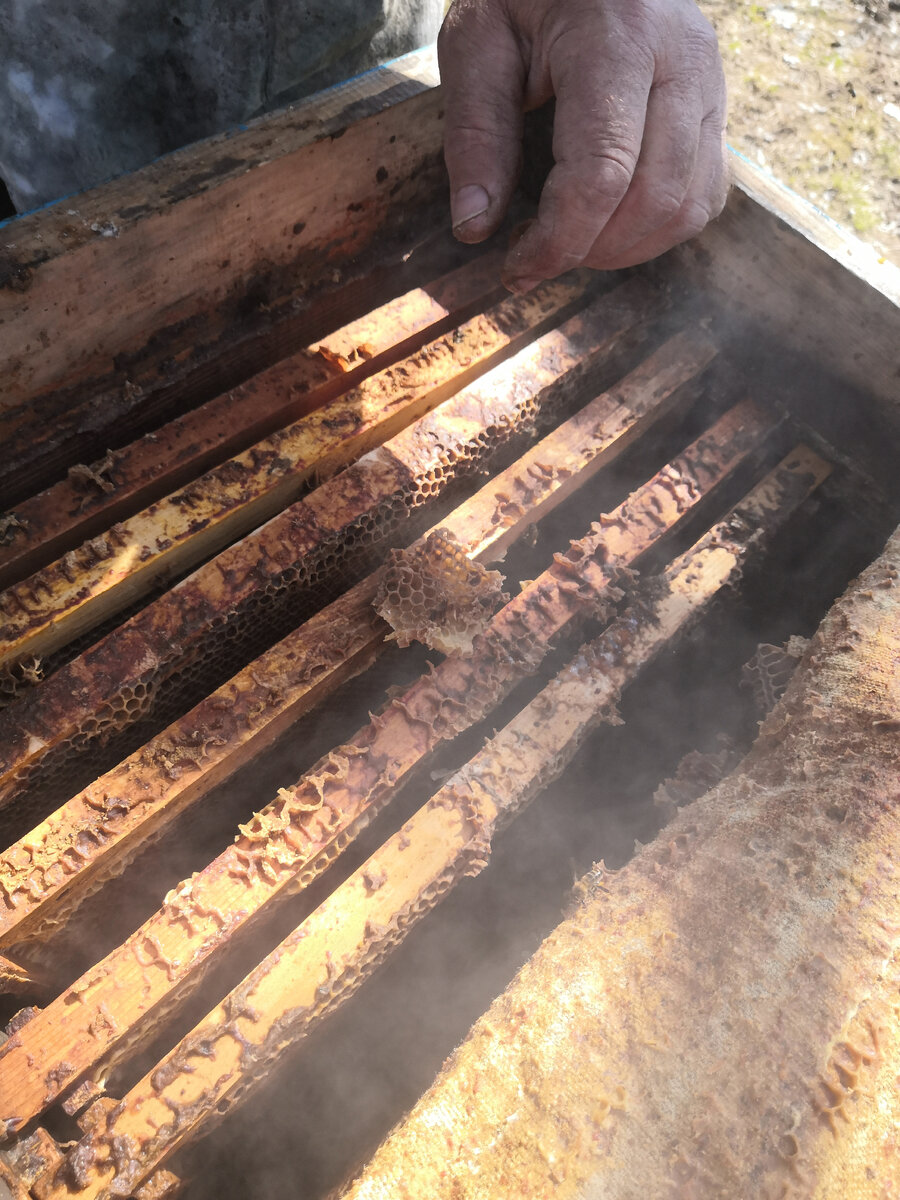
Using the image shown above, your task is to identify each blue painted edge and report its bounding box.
[727,143,849,235]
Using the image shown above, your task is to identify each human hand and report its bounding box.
[438,0,729,290]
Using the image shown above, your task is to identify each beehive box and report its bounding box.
[1,46,899,1200]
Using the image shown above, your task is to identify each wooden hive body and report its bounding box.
[0,45,899,1200]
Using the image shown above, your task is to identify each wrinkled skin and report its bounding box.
[438,0,729,290]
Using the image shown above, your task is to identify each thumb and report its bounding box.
[438,1,526,243]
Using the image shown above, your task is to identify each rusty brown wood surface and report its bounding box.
[0,278,660,817]
[0,228,476,513]
[0,273,590,673]
[0,329,717,956]
[0,398,773,1133]
[28,446,831,1200]
[0,51,444,411]
[0,251,507,591]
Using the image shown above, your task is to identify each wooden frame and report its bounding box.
[0,52,443,404]
[0,41,898,1200]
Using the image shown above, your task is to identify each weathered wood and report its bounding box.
[669,155,900,442]
[0,41,896,1200]
[0,400,772,1132]
[2,40,898,458]
[0,274,587,671]
[0,50,443,410]
[0,251,506,590]
[0,329,716,955]
[2,47,896,520]
[0,278,659,819]
[30,446,830,1200]
[0,229,476,510]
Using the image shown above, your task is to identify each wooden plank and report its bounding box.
[0,330,717,954]
[0,49,443,410]
[0,279,660,818]
[3,47,898,467]
[670,154,900,434]
[0,273,584,671]
[0,251,507,590]
[0,400,775,1132]
[30,447,831,1199]
[0,228,475,510]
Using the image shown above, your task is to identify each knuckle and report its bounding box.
[437,20,470,67]
[710,184,728,220]
[643,181,689,224]
[439,0,507,53]
[615,0,660,44]
[674,198,715,242]
[657,6,723,80]
[579,151,636,205]
[684,28,725,90]
[437,10,467,50]
[436,23,453,56]
[702,147,730,219]
[445,121,506,144]
[443,122,519,172]
[438,8,475,62]
[687,12,721,58]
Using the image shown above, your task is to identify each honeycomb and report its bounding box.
[132,384,544,730]
[653,737,740,821]
[0,674,160,843]
[48,787,495,1191]
[1,380,553,819]
[0,654,43,708]
[741,635,810,716]
[374,530,508,655]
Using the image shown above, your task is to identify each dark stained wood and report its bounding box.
[666,156,900,442]
[0,50,444,414]
[3,47,899,500]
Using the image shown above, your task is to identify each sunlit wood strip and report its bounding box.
[0,252,507,591]
[0,273,594,672]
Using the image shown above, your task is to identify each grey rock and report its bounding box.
[0,1,442,212]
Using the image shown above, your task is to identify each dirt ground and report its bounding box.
[702,0,900,262]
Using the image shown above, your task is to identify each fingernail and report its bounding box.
[507,276,541,295]
[451,184,490,231]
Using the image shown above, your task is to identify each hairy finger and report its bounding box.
[502,23,654,289]
[584,109,730,271]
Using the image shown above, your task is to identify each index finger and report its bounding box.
[504,26,654,288]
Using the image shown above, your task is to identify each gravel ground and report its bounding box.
[702,0,900,262]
